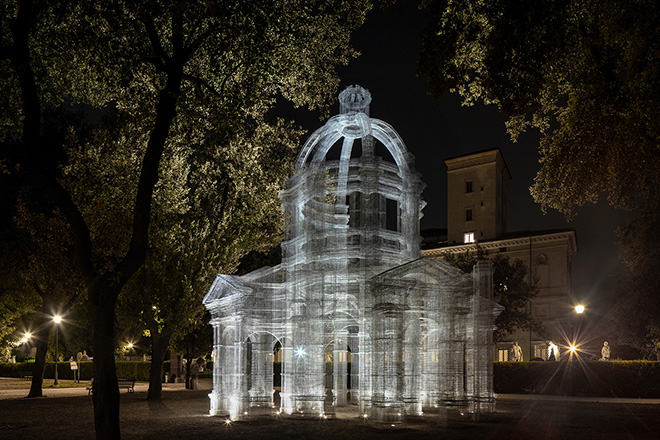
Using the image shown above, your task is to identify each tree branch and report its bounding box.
[9,0,41,147]
[183,73,222,99]
[118,13,188,286]
[7,0,98,289]
[142,17,168,64]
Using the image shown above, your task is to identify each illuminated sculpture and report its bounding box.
[204,85,502,425]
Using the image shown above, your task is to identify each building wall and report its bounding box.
[444,149,511,245]
[422,230,577,362]
[431,148,578,362]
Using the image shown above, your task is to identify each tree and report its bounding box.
[443,248,542,342]
[1,1,371,438]
[418,0,659,356]
[605,194,660,358]
[418,0,660,218]
[0,119,85,396]
[169,311,213,390]
[114,118,300,400]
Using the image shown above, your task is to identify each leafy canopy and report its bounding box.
[419,0,660,218]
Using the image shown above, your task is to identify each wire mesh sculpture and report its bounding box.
[204,85,502,425]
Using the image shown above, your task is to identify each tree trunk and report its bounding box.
[89,284,121,440]
[26,322,50,398]
[147,331,170,400]
[185,354,192,389]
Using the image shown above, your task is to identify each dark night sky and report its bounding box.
[285,2,631,313]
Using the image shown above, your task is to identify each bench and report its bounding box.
[118,379,136,393]
[87,378,136,395]
[18,371,33,380]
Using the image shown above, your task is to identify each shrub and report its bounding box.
[0,362,22,377]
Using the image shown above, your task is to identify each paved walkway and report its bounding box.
[0,377,211,400]
[2,377,658,404]
[1,378,658,440]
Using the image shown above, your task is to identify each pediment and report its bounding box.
[371,257,471,286]
[202,274,253,307]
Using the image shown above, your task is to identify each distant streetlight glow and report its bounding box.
[295,347,306,357]
[575,305,585,314]
[569,344,577,353]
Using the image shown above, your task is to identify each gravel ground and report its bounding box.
[0,378,659,440]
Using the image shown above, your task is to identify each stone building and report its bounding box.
[203,85,501,424]
[423,149,578,362]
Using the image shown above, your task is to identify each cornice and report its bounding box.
[422,230,577,258]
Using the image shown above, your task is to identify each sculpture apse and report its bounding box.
[203,85,502,425]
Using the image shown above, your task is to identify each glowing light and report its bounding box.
[25,332,31,339]
[224,419,232,425]
[126,342,133,349]
[575,305,585,314]
[569,344,577,353]
[53,315,62,324]
[295,347,306,357]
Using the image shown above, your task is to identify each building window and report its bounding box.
[465,209,473,221]
[465,181,473,193]
[464,232,475,243]
[498,349,509,362]
[348,192,362,228]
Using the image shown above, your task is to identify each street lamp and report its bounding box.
[53,315,62,386]
[19,332,31,344]
[575,305,585,314]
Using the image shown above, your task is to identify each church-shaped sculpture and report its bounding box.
[203,85,502,425]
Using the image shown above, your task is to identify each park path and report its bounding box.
[0,377,212,400]
[2,377,659,405]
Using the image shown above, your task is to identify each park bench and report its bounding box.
[87,378,136,395]
[18,371,33,380]
[118,379,136,393]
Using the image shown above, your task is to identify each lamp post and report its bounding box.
[569,305,585,360]
[53,315,62,386]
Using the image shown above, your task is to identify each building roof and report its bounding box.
[422,228,578,257]
[443,148,512,180]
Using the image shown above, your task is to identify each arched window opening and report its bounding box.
[350,138,363,159]
[325,139,343,161]
[374,140,396,164]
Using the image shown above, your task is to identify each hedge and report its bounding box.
[494,361,660,398]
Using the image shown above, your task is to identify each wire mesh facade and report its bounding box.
[203,85,502,425]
